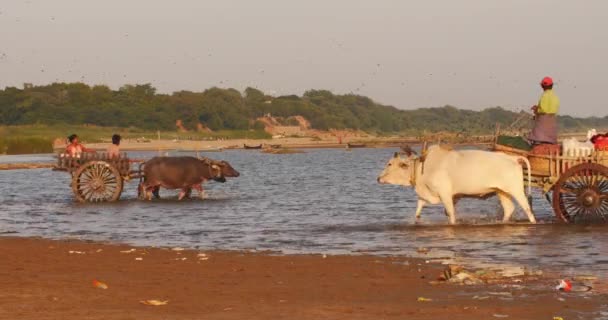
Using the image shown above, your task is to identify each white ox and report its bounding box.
[377,145,536,224]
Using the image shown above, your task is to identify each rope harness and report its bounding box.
[407,149,428,187]
[200,157,220,179]
[409,157,419,187]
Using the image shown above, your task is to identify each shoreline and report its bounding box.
[0,236,603,319]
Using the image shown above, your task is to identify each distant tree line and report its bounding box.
[1,83,607,134]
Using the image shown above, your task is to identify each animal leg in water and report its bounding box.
[415,199,426,219]
[152,186,161,199]
[497,191,515,222]
[178,189,188,201]
[192,184,205,200]
[443,197,460,217]
[439,193,457,224]
[511,189,537,223]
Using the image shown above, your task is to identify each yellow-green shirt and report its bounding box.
[538,89,560,114]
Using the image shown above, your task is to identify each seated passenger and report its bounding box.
[65,134,95,157]
[107,134,121,158]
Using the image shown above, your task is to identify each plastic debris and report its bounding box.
[120,249,136,254]
[493,314,509,318]
[553,317,564,320]
[93,280,108,289]
[140,300,168,306]
[417,247,430,254]
[417,297,432,302]
[472,295,490,300]
[135,257,143,261]
[322,254,327,259]
[171,247,185,251]
[68,250,85,255]
[556,280,572,292]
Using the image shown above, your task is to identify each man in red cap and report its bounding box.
[528,76,560,144]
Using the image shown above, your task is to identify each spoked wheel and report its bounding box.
[552,163,608,223]
[71,161,123,203]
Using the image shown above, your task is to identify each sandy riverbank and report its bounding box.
[0,237,602,319]
[84,136,427,152]
[0,163,54,170]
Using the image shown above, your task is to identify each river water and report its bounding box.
[2,148,608,279]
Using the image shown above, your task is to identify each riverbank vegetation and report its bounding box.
[1,82,607,139]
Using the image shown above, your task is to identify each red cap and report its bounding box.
[541,76,553,86]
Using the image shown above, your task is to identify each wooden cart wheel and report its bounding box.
[71,161,123,203]
[552,163,608,223]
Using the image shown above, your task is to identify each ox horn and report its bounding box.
[400,146,417,156]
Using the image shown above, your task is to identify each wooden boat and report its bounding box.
[244,144,263,150]
[346,143,366,149]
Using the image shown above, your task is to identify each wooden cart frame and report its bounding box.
[493,139,608,223]
[53,152,142,203]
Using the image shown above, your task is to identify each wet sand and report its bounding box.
[0,237,602,319]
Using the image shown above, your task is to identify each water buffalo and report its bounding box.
[377,145,535,224]
[140,156,239,200]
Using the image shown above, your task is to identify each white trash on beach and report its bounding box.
[140,300,168,306]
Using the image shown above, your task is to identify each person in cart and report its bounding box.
[65,134,96,157]
[528,76,560,145]
[107,134,121,158]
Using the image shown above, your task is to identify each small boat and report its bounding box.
[346,143,366,149]
[244,144,263,150]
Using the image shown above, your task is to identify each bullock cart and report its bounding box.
[493,138,608,223]
[53,152,143,203]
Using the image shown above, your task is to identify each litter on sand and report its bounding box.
[171,247,185,251]
[493,314,509,318]
[135,257,143,261]
[92,280,108,289]
[68,250,85,255]
[553,317,564,320]
[140,300,169,306]
[417,297,432,302]
[416,247,430,254]
[120,249,136,254]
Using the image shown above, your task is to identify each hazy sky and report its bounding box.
[1,0,607,116]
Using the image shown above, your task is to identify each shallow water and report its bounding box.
[1,148,608,279]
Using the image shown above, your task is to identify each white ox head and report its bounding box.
[377,148,417,186]
[587,129,598,141]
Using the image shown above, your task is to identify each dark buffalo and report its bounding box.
[139,156,239,200]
